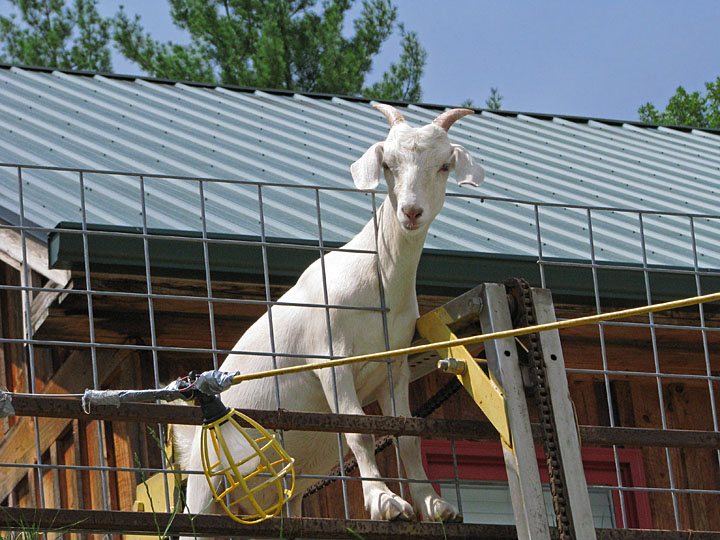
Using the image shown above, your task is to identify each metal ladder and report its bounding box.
[416,280,597,540]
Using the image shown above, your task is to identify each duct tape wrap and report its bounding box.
[192,370,238,395]
[81,370,240,413]
[0,390,15,417]
[81,387,186,413]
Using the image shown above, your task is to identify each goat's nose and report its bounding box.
[402,205,423,221]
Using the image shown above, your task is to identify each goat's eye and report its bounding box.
[439,164,450,172]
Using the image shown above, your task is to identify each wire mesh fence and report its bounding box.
[1,162,720,537]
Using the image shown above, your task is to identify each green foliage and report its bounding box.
[346,527,367,539]
[485,87,502,110]
[0,505,86,540]
[0,0,426,100]
[363,24,426,102]
[0,0,112,71]
[112,0,427,101]
[439,515,448,540]
[111,7,214,83]
[638,77,720,129]
[460,87,503,110]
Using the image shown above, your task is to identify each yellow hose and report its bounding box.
[232,290,720,385]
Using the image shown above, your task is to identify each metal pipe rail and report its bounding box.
[2,507,720,539]
[8,395,720,449]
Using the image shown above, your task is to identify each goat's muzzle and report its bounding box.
[401,204,424,230]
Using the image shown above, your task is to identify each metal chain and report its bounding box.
[304,377,463,497]
[505,278,574,540]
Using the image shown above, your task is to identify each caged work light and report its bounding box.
[81,371,296,524]
[191,386,295,524]
[177,373,295,524]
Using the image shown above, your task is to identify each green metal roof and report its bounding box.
[2,64,720,299]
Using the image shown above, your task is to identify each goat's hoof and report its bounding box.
[369,492,415,521]
[425,497,463,523]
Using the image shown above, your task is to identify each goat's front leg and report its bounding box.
[318,366,415,521]
[377,359,463,523]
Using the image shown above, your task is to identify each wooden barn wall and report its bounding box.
[2,267,720,532]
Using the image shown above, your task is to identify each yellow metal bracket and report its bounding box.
[416,307,512,446]
[129,427,184,540]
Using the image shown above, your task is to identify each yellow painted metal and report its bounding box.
[416,308,511,445]
[231,290,720,386]
[129,427,184,539]
[131,471,181,514]
[200,408,295,524]
[128,471,180,539]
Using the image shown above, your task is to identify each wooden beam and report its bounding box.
[1,263,26,401]
[0,320,8,435]
[29,281,71,336]
[0,229,70,287]
[0,249,72,354]
[0,347,132,503]
[110,355,142,512]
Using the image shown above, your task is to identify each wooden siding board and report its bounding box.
[0,348,132,503]
[1,263,27,400]
[662,382,720,530]
[0,312,8,435]
[110,360,143,512]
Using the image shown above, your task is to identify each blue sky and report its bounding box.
[5,0,720,122]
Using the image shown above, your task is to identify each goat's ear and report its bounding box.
[451,144,484,187]
[351,142,384,190]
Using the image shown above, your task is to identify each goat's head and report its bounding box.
[351,104,485,234]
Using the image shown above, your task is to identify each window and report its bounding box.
[422,440,652,528]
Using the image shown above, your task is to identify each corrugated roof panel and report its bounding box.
[111,82,383,238]
[641,124,720,156]
[460,121,674,207]
[500,113,720,187]
[571,119,720,182]
[526,116,720,200]
[2,65,720,271]
[5,70,370,239]
[694,217,720,270]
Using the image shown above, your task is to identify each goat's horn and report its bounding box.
[433,108,474,131]
[373,103,406,127]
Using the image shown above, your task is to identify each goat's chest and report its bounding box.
[338,300,417,400]
[353,358,402,403]
[333,295,417,351]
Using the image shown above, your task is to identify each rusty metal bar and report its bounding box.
[8,394,497,440]
[593,531,720,540]
[576,425,720,449]
[3,507,720,539]
[0,507,516,539]
[8,395,720,449]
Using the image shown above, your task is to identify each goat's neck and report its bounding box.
[352,198,426,302]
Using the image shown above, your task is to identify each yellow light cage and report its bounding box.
[200,408,295,524]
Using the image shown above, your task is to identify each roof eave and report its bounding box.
[47,223,720,303]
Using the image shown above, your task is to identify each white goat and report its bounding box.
[175,104,484,524]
